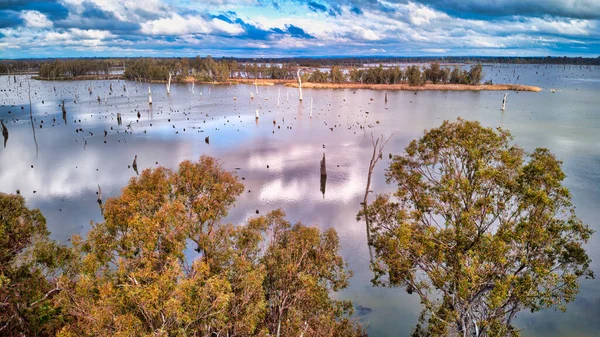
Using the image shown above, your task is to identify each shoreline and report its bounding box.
[32,75,125,81]
[178,77,277,86]
[30,75,541,92]
[190,78,541,92]
[284,82,542,92]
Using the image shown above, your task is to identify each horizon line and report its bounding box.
[2,55,599,61]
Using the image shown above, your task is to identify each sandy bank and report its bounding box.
[179,77,277,86]
[33,75,125,81]
[284,82,542,92]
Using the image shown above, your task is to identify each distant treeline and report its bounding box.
[0,58,122,75]
[0,60,46,74]
[1,56,598,84]
[2,55,598,75]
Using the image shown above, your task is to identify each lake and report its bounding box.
[1,64,599,336]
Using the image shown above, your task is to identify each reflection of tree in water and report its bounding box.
[132,155,138,175]
[320,175,326,198]
[1,119,8,148]
[62,100,67,125]
[320,153,327,198]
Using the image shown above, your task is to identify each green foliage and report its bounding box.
[406,65,424,86]
[449,64,484,85]
[469,63,483,85]
[449,66,467,84]
[330,65,346,83]
[347,66,403,85]
[349,68,365,83]
[308,69,329,83]
[424,62,443,84]
[38,60,110,79]
[338,63,481,86]
[123,58,171,81]
[0,193,73,337]
[261,63,295,80]
[122,56,238,82]
[361,119,593,337]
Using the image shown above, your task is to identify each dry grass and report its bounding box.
[229,78,286,86]
[33,74,125,81]
[180,77,280,86]
[283,82,542,92]
[179,77,229,85]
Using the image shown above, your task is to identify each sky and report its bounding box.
[0,0,599,59]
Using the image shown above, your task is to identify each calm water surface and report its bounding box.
[1,64,599,336]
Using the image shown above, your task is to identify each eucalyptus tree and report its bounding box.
[361,119,593,337]
[330,65,346,83]
[469,63,483,85]
[308,69,329,83]
[406,65,424,86]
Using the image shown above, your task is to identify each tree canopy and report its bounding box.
[361,119,593,337]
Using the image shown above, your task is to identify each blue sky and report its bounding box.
[0,0,599,58]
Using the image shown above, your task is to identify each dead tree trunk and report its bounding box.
[297,68,303,101]
[166,73,172,94]
[362,133,392,245]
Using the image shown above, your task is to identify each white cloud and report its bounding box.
[140,14,243,36]
[246,42,270,49]
[141,14,211,35]
[60,0,167,22]
[352,26,381,40]
[422,48,448,53]
[405,2,447,26]
[210,18,244,35]
[71,28,114,39]
[526,18,594,36]
[46,28,114,41]
[21,10,53,28]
